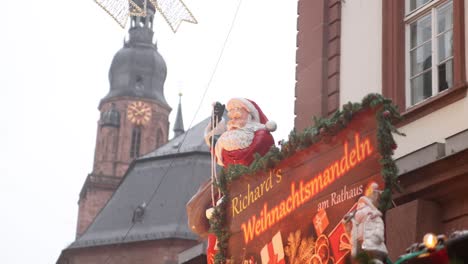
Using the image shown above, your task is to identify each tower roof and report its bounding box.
[173,93,185,137]
[101,10,169,109]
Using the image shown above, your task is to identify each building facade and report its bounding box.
[296,0,468,260]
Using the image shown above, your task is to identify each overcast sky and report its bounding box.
[0,0,297,263]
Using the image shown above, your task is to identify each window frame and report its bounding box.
[382,0,466,126]
[404,0,454,108]
[405,0,434,18]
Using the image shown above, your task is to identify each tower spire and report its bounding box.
[173,93,185,138]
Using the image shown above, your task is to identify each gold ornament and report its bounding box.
[284,230,316,264]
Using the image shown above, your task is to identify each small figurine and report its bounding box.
[344,183,388,263]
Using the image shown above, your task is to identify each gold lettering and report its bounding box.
[340,142,350,172]
[266,173,273,191]
[355,133,362,161]
[239,134,376,243]
[275,169,283,183]
[255,218,262,235]
[350,149,356,167]
[248,184,254,205]
[279,202,286,217]
[242,195,248,210]
[299,181,306,203]
[360,136,373,158]
[254,186,261,200]
[323,169,330,186]
[232,197,240,216]
[304,182,311,199]
[241,216,256,244]
[330,161,341,179]
[309,174,322,195]
[286,196,292,212]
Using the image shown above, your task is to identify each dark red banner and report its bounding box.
[226,109,383,263]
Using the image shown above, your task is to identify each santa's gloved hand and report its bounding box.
[213,102,225,123]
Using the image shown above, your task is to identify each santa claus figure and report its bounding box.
[205,98,277,167]
[203,98,276,264]
[344,183,388,264]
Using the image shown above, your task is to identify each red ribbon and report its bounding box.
[266,241,285,264]
[206,234,218,264]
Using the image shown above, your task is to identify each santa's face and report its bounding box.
[227,106,250,130]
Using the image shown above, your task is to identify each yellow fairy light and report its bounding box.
[423,233,437,250]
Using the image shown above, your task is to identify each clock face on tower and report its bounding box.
[127,101,152,125]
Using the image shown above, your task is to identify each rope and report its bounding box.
[210,110,221,207]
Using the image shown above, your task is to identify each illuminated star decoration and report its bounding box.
[94,0,197,32]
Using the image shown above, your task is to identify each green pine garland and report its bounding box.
[209,93,405,263]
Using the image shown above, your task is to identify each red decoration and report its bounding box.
[382,110,390,118]
[328,203,357,264]
[260,232,285,264]
[206,234,218,264]
[222,130,274,166]
[313,209,330,236]
[328,222,351,264]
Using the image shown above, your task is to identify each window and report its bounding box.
[156,128,163,147]
[405,0,454,106]
[408,0,432,12]
[135,75,144,90]
[130,126,141,158]
[383,0,465,124]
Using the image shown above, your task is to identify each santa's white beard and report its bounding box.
[215,122,265,163]
[217,127,254,152]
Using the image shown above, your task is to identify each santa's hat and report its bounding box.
[227,98,277,132]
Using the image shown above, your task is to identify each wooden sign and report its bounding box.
[225,109,383,263]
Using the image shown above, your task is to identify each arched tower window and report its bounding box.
[135,75,144,90]
[156,128,164,147]
[130,126,142,158]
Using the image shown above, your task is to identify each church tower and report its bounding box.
[76,6,171,236]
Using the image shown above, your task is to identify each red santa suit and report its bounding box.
[206,98,277,167]
[216,124,274,167]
